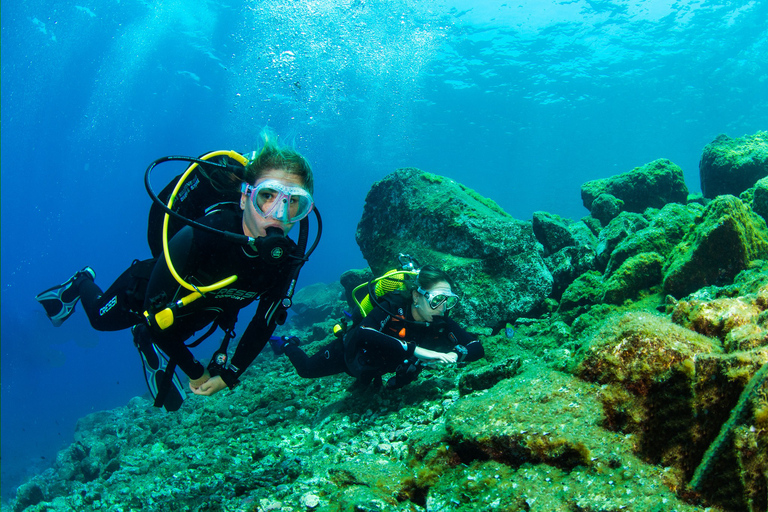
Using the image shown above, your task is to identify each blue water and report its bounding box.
[1,0,766,502]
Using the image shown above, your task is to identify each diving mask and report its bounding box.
[417,287,459,310]
[242,179,314,224]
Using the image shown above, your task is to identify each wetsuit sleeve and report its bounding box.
[445,317,484,363]
[144,226,207,380]
[218,289,283,387]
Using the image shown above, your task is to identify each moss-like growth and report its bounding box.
[663,195,768,298]
[700,131,768,198]
[581,158,688,213]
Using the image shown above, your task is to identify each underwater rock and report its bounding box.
[671,287,768,353]
[604,202,701,276]
[557,270,604,323]
[595,211,649,270]
[663,195,768,298]
[601,252,664,304]
[457,356,522,396]
[437,369,704,511]
[700,131,768,198]
[741,176,768,222]
[578,309,768,511]
[581,158,689,214]
[579,303,768,511]
[532,211,576,255]
[533,212,597,298]
[590,192,625,225]
[289,282,345,328]
[356,168,552,326]
[545,245,598,300]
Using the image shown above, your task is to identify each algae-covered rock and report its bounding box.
[578,311,722,395]
[604,203,701,277]
[591,192,624,225]
[663,195,768,298]
[533,213,598,298]
[557,270,603,322]
[601,252,664,304]
[581,158,689,214]
[671,288,768,353]
[700,131,768,198]
[577,312,723,474]
[356,168,552,326]
[741,176,768,222]
[595,211,649,270]
[532,211,576,255]
[438,369,705,511]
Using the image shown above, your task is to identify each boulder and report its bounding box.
[671,288,768,353]
[604,202,701,276]
[700,131,768,198]
[531,211,575,255]
[356,168,552,326]
[663,195,768,298]
[581,159,689,214]
[577,311,768,511]
[590,193,624,225]
[740,176,768,222]
[439,369,702,511]
[545,245,597,299]
[289,282,345,328]
[601,252,664,304]
[557,270,603,322]
[595,212,649,270]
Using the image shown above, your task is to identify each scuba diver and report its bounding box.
[272,263,484,389]
[35,131,321,411]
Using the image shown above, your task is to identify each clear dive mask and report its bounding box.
[417,287,459,310]
[242,179,314,224]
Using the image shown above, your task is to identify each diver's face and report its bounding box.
[241,169,306,238]
[412,280,452,323]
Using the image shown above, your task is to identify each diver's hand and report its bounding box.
[188,370,211,390]
[191,375,227,396]
[413,347,459,364]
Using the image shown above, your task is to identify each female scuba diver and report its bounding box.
[272,265,484,389]
[35,131,318,411]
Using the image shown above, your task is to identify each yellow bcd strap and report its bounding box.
[146,150,248,330]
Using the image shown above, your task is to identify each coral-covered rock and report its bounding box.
[663,195,768,298]
[356,168,552,326]
[581,159,689,214]
[601,252,664,304]
[700,131,768,198]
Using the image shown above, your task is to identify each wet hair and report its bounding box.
[413,265,454,292]
[244,128,314,194]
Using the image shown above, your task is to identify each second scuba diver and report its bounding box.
[272,264,484,389]
[35,131,319,411]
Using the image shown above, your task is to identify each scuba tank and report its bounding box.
[333,254,420,338]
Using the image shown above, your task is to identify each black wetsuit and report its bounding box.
[78,204,298,387]
[285,293,484,387]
